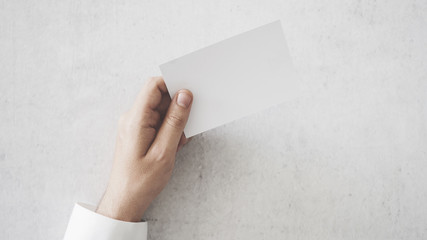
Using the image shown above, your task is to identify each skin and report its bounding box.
[96,77,193,222]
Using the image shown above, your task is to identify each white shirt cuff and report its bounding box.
[64,203,147,240]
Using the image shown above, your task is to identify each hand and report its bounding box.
[96,77,193,222]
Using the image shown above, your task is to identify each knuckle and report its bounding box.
[150,145,169,162]
[147,77,157,83]
[165,114,184,129]
[146,77,162,87]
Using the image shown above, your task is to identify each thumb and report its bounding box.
[150,89,193,154]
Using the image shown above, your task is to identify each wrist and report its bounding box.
[96,189,150,222]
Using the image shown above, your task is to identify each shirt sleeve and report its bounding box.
[63,203,147,240]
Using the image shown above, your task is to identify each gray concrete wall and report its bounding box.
[1,0,426,239]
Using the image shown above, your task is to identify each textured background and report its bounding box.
[1,0,427,239]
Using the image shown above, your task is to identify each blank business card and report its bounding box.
[160,20,298,137]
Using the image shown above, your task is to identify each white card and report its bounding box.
[160,21,298,137]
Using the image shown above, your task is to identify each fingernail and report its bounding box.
[177,92,191,108]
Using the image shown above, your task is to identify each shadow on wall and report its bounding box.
[141,106,304,239]
[143,127,266,234]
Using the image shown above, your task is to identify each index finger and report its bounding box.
[130,77,168,117]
